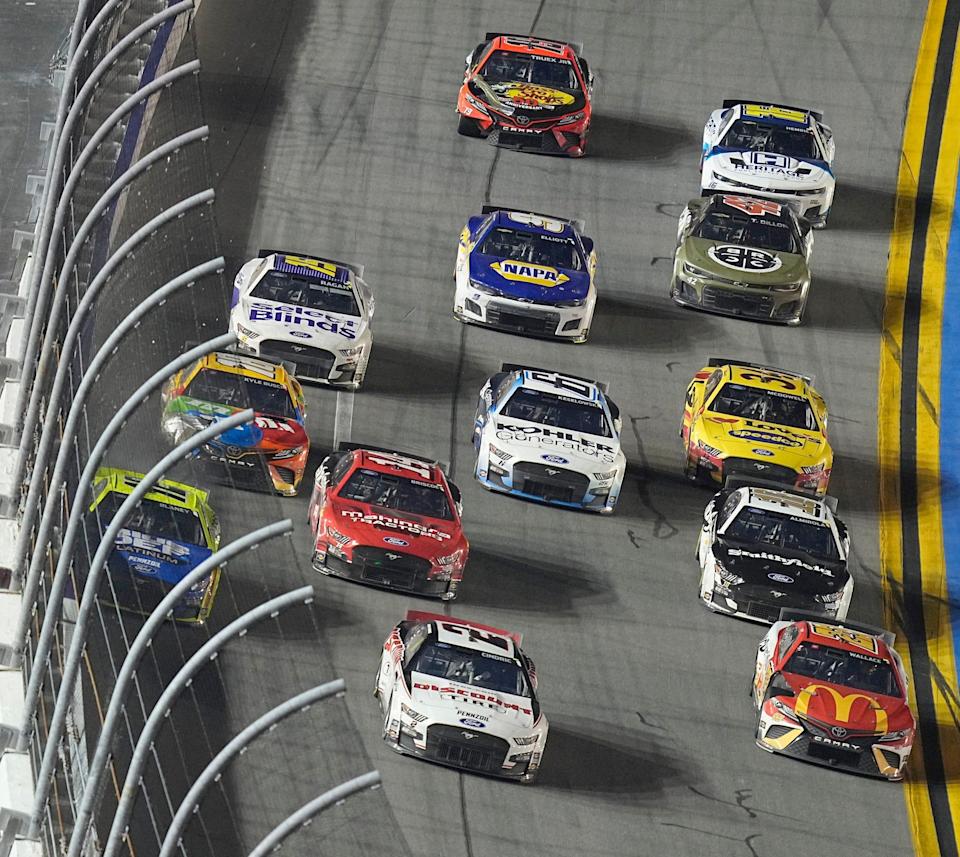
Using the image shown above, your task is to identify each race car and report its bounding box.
[87,468,221,624]
[308,447,469,600]
[697,485,852,623]
[752,614,914,781]
[680,359,832,497]
[670,194,813,325]
[456,33,594,157]
[230,250,374,389]
[160,351,309,496]
[472,364,625,513]
[375,611,548,783]
[454,206,597,342]
[700,101,835,227]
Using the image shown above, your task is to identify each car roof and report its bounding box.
[269,252,354,287]
[705,194,795,225]
[354,449,444,484]
[514,368,603,402]
[487,34,576,60]
[797,620,893,661]
[95,466,206,511]
[201,351,289,385]
[488,209,577,239]
[738,486,831,522]
[721,363,812,396]
[731,102,815,129]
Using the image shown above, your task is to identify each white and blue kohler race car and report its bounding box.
[472,364,626,513]
[230,250,374,389]
[700,100,836,227]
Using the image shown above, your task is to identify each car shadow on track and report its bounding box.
[803,273,884,332]
[826,178,897,233]
[588,291,723,351]
[537,716,692,798]
[363,339,487,397]
[588,112,698,163]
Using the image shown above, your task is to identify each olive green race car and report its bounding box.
[670,194,813,325]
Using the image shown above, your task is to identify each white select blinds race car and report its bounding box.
[472,364,626,513]
[376,611,548,783]
[230,250,374,388]
[700,100,836,227]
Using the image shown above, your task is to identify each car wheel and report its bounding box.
[457,114,483,137]
[682,448,702,483]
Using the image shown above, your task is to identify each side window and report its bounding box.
[703,369,723,401]
[493,372,516,406]
[720,492,740,525]
[402,624,431,666]
[777,625,799,662]
[330,452,354,486]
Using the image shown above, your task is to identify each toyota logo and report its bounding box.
[831,726,848,738]
[516,115,530,126]
[226,446,243,458]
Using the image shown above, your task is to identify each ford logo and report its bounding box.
[541,455,568,465]
[289,331,311,339]
[767,573,794,584]
[383,537,408,547]
[459,718,485,728]
[752,448,774,457]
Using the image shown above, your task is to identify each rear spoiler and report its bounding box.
[500,362,608,395]
[335,442,449,475]
[258,248,365,279]
[481,204,585,233]
[721,99,823,123]
[483,32,582,55]
[777,609,895,647]
[707,356,813,385]
[406,610,523,646]
[722,476,837,512]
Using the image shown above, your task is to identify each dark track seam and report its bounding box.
[899,1,960,853]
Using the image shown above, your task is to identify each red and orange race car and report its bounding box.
[456,33,594,157]
[752,613,914,780]
[308,446,469,600]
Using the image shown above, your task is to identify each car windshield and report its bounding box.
[723,507,839,561]
[186,369,296,420]
[696,211,798,254]
[252,271,360,316]
[98,493,204,546]
[479,227,582,270]
[501,387,610,437]
[720,119,818,160]
[338,469,453,520]
[785,642,901,697]
[409,641,530,697]
[479,50,580,90]
[709,383,819,431]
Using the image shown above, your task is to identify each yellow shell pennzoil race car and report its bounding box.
[680,359,832,496]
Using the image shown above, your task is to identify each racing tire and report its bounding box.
[457,114,483,137]
[682,448,703,483]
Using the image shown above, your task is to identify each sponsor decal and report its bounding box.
[752,448,775,456]
[276,254,347,282]
[490,260,570,287]
[457,710,490,722]
[459,718,487,728]
[742,104,807,123]
[490,81,575,107]
[494,421,616,463]
[767,572,794,584]
[541,454,569,464]
[727,548,833,576]
[729,428,802,447]
[340,510,451,542]
[116,529,192,561]
[383,537,409,547]
[721,195,782,217]
[794,683,888,732]
[365,452,433,480]
[707,244,782,273]
[248,301,359,340]
[807,622,879,652]
[412,682,532,715]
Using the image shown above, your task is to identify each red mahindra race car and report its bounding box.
[456,33,594,157]
[308,446,469,599]
[752,613,915,780]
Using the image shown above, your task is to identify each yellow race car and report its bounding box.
[680,359,832,496]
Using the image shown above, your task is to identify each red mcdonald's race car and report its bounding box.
[751,612,915,780]
[456,33,594,157]
[308,446,469,600]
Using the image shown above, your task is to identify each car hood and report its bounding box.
[491,415,622,467]
[469,252,590,302]
[706,148,831,188]
[238,297,367,345]
[409,672,535,732]
[329,497,460,558]
[700,414,827,461]
[471,77,586,119]
[714,539,847,593]
[112,528,212,585]
[681,236,808,284]
[780,676,914,733]
[165,395,307,451]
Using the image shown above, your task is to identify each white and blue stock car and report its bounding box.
[454,206,597,342]
[472,365,625,513]
[230,249,374,389]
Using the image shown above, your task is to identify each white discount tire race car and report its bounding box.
[230,249,374,388]
[700,100,835,227]
[472,364,626,513]
[697,485,852,623]
[376,611,548,783]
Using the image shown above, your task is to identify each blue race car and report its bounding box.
[453,206,597,343]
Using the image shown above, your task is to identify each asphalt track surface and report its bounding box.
[82,2,932,856]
